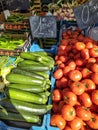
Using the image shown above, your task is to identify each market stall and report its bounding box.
[0,0,98,130]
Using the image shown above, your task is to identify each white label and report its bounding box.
[3,10,10,20]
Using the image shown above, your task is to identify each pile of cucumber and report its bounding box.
[0,51,54,128]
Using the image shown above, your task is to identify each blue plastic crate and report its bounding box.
[46,75,60,130]
[30,41,58,55]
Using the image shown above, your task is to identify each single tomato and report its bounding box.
[67,60,76,70]
[91,63,98,73]
[61,104,76,121]
[85,41,93,49]
[81,79,96,93]
[91,72,98,85]
[89,47,98,57]
[63,66,71,77]
[78,92,92,107]
[68,70,82,82]
[60,77,68,88]
[63,126,72,130]
[91,90,98,105]
[52,89,62,102]
[76,106,91,121]
[86,113,98,129]
[81,48,90,60]
[70,81,85,95]
[63,91,77,106]
[81,68,92,79]
[75,42,85,51]
[50,114,66,129]
[53,68,63,79]
[69,116,83,130]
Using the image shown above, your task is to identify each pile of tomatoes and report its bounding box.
[50,27,98,130]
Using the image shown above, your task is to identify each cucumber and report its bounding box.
[0,99,52,115]
[6,88,48,104]
[7,83,47,93]
[11,68,45,80]
[6,73,46,85]
[18,64,50,71]
[0,111,41,123]
[29,51,48,56]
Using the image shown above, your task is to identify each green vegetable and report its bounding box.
[6,88,48,104]
[7,83,47,93]
[6,73,46,85]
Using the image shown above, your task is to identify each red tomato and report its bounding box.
[75,58,85,66]
[61,104,76,121]
[63,91,77,106]
[89,47,98,57]
[68,70,82,82]
[91,90,98,105]
[52,89,62,102]
[81,48,90,60]
[75,42,85,51]
[63,126,72,130]
[69,116,83,130]
[63,66,71,77]
[87,58,96,64]
[59,55,68,63]
[91,63,98,72]
[85,41,93,49]
[76,106,91,121]
[50,114,66,129]
[78,92,92,107]
[55,60,62,65]
[58,100,65,113]
[52,102,59,113]
[67,60,76,70]
[53,68,63,79]
[60,39,69,45]
[81,68,92,79]
[70,81,85,95]
[81,79,96,93]
[60,77,68,88]
[91,72,98,85]
[86,113,98,129]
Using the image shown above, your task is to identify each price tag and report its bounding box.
[29,16,57,38]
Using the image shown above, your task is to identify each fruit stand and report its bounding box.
[1,0,98,130]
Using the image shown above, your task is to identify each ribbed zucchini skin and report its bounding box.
[8,83,46,93]
[0,99,52,115]
[11,68,45,80]
[7,88,48,104]
[0,111,41,123]
[6,73,46,85]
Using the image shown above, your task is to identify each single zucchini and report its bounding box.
[31,71,49,79]
[0,111,41,123]
[7,83,47,93]
[0,99,52,115]
[3,120,34,129]
[20,52,42,62]
[11,68,45,80]
[6,88,48,104]
[6,73,46,85]
[18,64,50,71]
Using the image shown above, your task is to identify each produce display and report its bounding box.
[7,14,27,23]
[0,51,54,128]
[51,27,98,129]
[0,34,25,50]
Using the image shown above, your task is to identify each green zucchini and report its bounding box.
[20,52,42,62]
[3,120,34,129]
[7,83,47,93]
[18,64,50,71]
[11,68,45,80]
[0,99,52,115]
[30,71,49,79]
[0,111,41,123]
[38,91,50,98]
[6,73,46,85]
[6,88,48,104]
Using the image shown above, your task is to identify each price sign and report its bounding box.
[29,16,57,38]
[74,0,98,29]
[6,0,30,10]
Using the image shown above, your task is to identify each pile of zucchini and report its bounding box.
[0,51,54,128]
